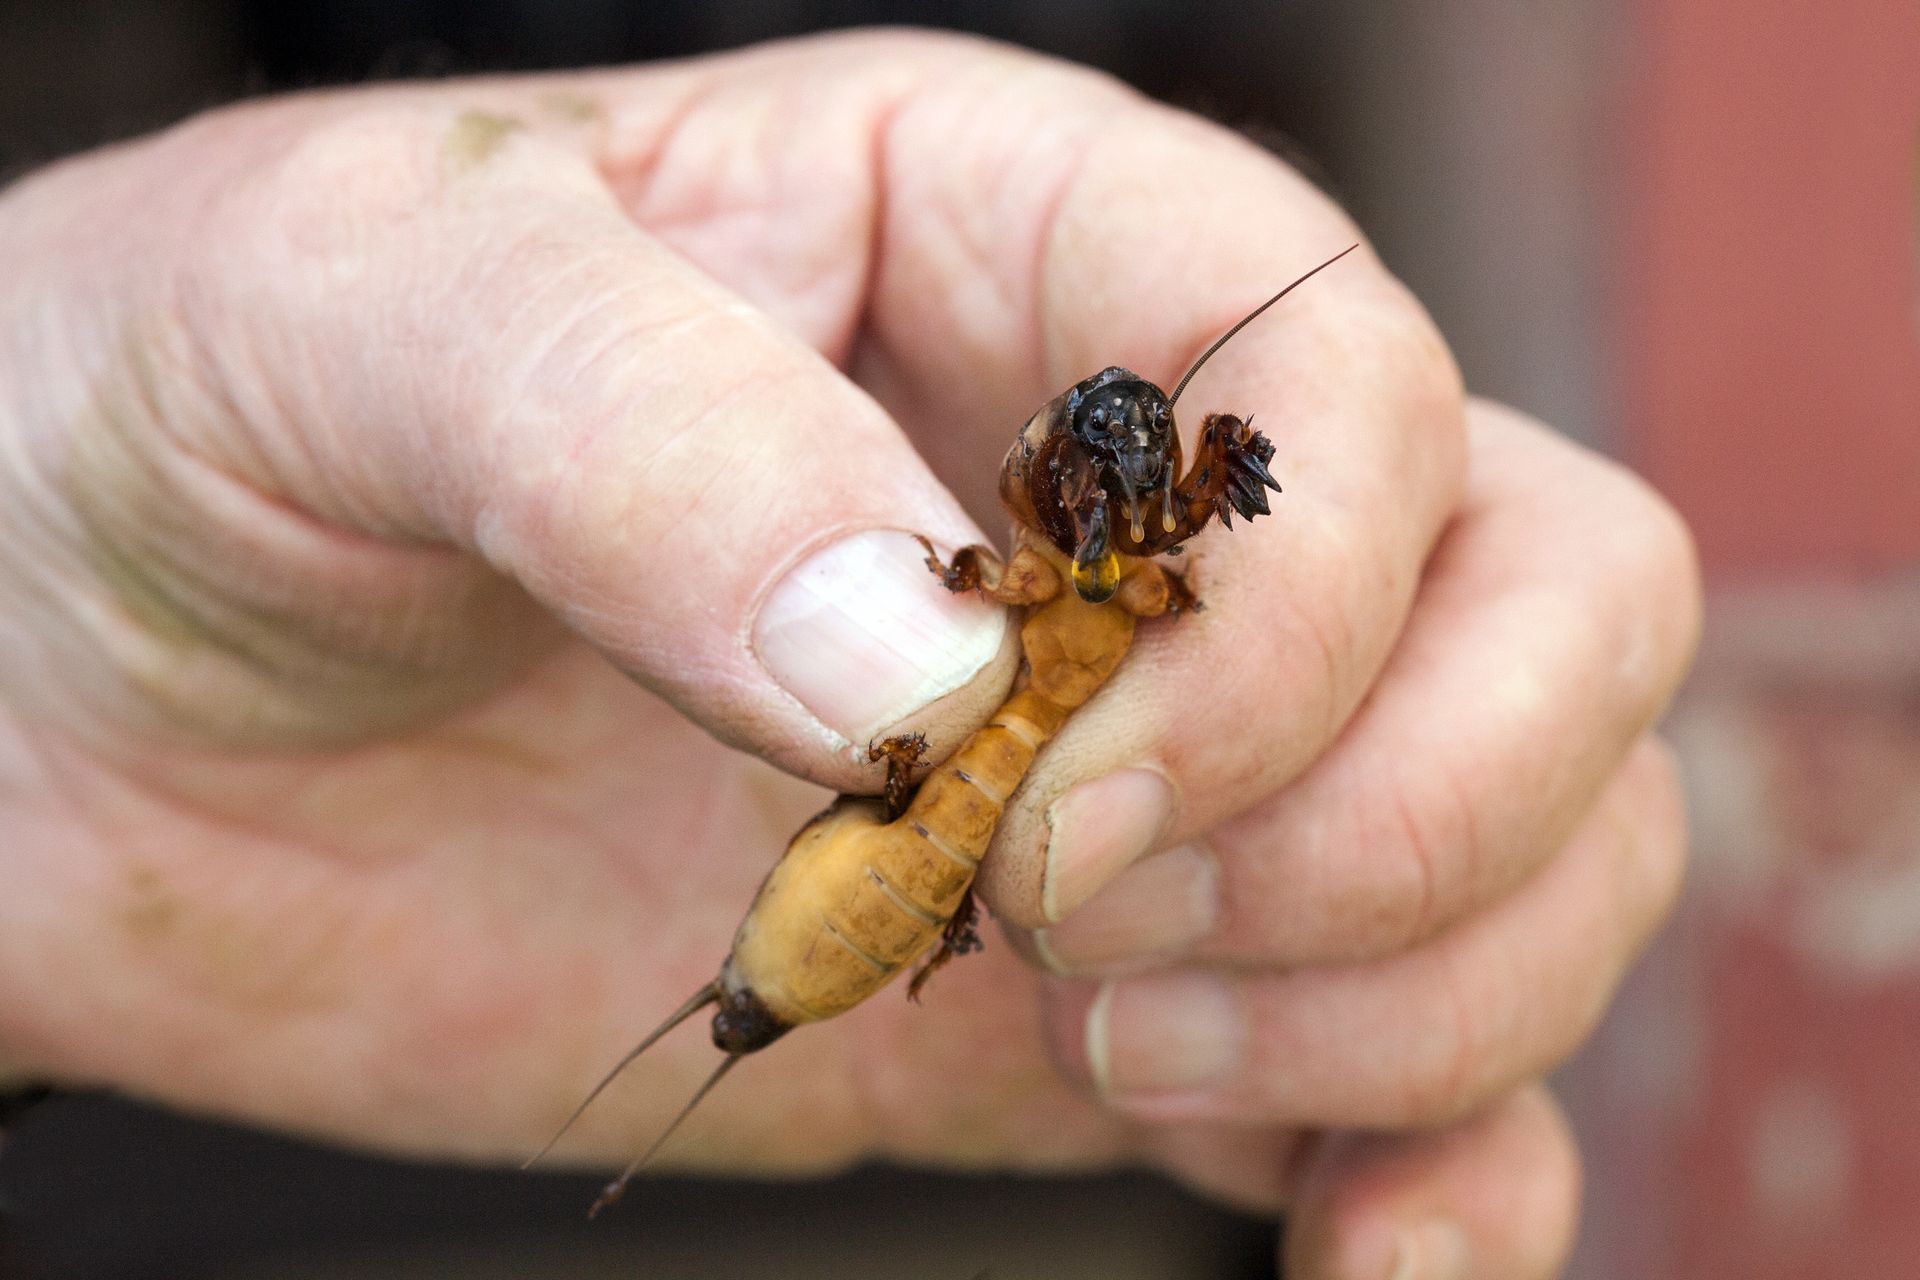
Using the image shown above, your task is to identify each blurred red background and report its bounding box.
[1574,2,1920,1278]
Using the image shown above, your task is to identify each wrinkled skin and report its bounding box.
[0,32,1699,1279]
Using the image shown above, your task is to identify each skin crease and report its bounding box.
[0,31,1701,1280]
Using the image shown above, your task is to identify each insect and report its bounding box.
[527,244,1359,1215]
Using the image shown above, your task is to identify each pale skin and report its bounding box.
[0,31,1699,1280]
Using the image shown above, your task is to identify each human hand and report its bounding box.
[0,31,1698,1279]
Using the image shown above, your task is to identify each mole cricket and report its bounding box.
[527,245,1360,1216]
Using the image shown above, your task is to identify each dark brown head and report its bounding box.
[998,245,1360,602]
[1065,367,1178,501]
[997,365,1189,601]
[1053,367,1189,600]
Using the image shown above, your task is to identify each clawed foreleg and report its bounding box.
[1176,413,1282,531]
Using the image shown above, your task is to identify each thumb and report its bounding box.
[191,101,1016,788]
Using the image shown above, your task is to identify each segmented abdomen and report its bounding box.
[722,575,1134,1029]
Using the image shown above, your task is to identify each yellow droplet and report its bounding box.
[1071,548,1121,603]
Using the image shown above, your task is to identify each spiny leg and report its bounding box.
[913,535,1060,606]
[907,886,985,1003]
[914,535,1005,594]
[867,732,930,821]
[1174,412,1282,532]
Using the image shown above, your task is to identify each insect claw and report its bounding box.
[1240,448,1281,493]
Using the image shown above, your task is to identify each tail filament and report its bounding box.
[522,982,719,1171]
[588,1055,742,1218]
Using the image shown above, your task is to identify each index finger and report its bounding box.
[847,44,1467,925]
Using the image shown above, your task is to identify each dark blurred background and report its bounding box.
[1,2,1915,1278]
[0,0,1620,451]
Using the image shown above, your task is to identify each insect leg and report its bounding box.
[867,732,931,820]
[913,536,1060,606]
[1160,565,1202,615]
[1174,413,1282,532]
[906,886,985,1003]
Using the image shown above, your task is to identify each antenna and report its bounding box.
[1166,244,1361,408]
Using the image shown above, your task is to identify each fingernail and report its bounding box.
[1307,1201,1475,1280]
[1085,971,1245,1098]
[1327,1221,1402,1280]
[1042,768,1177,922]
[753,530,1008,745]
[1033,845,1218,974]
[1363,1222,1469,1280]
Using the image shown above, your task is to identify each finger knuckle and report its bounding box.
[1398,963,1497,1126]
[1343,286,1470,499]
[1375,288,1468,422]
[260,99,440,201]
[1624,736,1691,937]
[1619,475,1702,604]
[1598,471,1705,707]
[173,102,443,291]
[847,26,1133,99]
[1269,504,1390,748]
[1367,766,1481,956]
